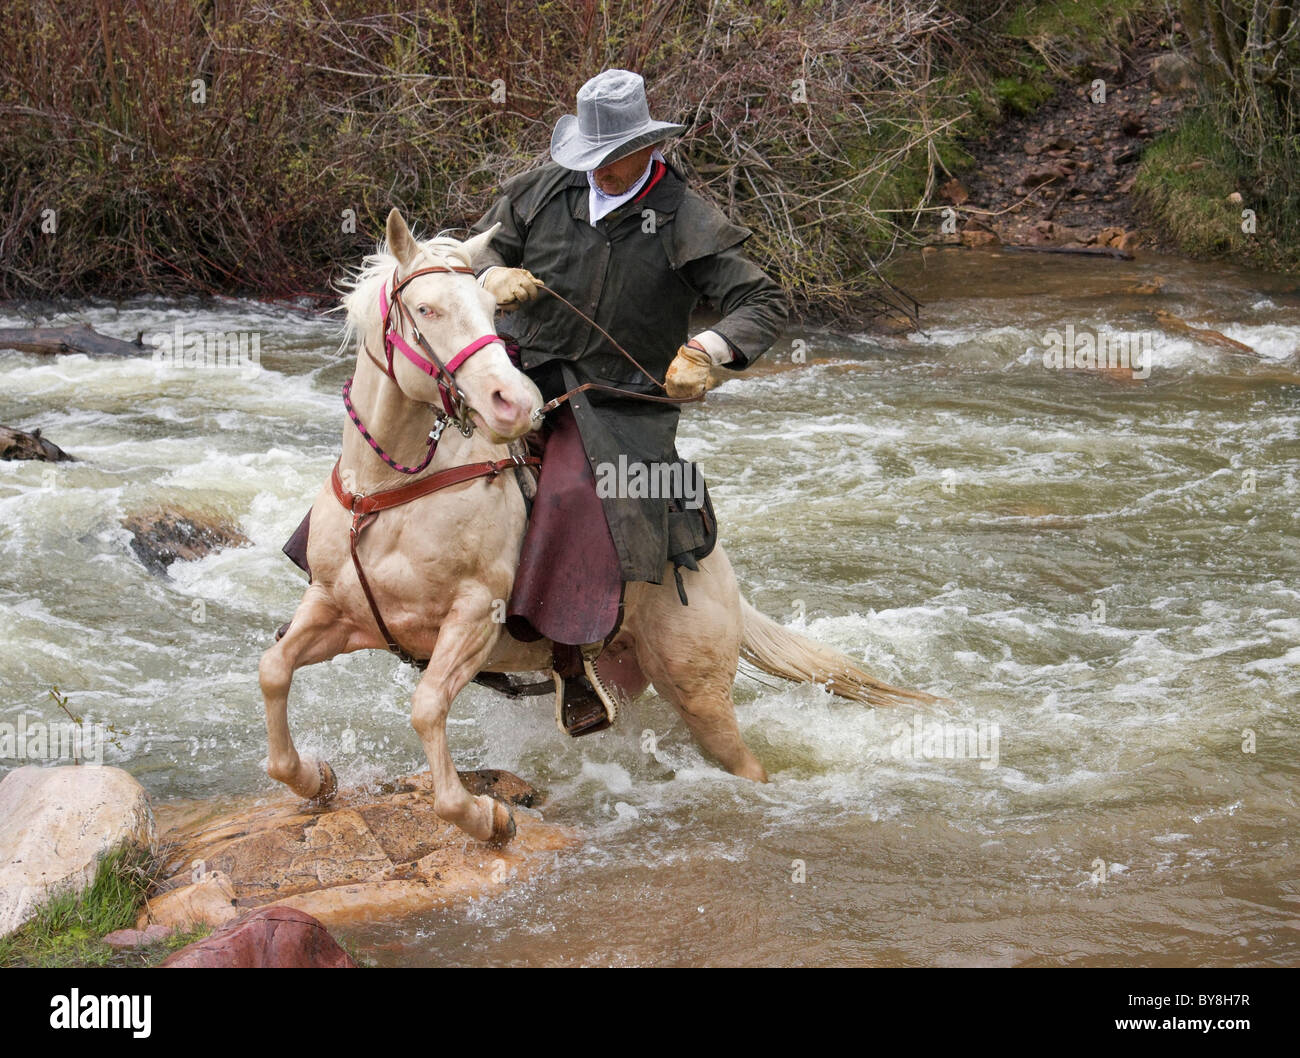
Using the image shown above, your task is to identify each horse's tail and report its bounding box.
[739,598,938,707]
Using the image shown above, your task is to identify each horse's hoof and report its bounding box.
[311,760,338,805]
[487,797,516,847]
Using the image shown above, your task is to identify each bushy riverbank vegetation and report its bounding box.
[0,1,1294,317]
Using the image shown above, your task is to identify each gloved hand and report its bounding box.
[664,342,712,398]
[481,267,542,309]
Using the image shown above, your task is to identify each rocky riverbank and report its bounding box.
[0,763,571,966]
[940,42,1201,254]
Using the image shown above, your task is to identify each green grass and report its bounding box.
[1136,111,1300,270]
[0,844,205,968]
[1134,112,1253,259]
[1004,0,1149,49]
[992,71,1055,116]
[982,0,1156,114]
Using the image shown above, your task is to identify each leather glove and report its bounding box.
[481,267,541,309]
[664,342,712,398]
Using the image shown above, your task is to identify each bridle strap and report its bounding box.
[380,265,499,420]
[351,262,504,475]
[445,334,501,375]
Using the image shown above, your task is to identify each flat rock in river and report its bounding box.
[139,770,574,930]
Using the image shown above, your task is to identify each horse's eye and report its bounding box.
[418,305,437,318]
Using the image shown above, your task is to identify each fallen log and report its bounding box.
[0,425,73,462]
[1001,244,1135,260]
[0,323,146,358]
[1153,310,1258,355]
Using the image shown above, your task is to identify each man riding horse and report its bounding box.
[265,72,930,837]
[468,69,789,735]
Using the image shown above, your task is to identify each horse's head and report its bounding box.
[382,208,542,443]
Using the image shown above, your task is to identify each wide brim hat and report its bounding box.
[550,69,686,171]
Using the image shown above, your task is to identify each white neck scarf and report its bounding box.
[587,149,665,226]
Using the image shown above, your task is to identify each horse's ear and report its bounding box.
[386,208,418,268]
[458,222,502,269]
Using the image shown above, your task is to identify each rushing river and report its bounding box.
[1,249,1296,966]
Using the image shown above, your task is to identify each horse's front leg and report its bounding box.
[260,586,356,801]
[411,605,515,845]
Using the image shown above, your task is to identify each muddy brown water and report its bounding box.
[1,248,1296,965]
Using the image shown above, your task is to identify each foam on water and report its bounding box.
[4,264,1299,965]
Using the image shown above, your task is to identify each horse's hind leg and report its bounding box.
[410,608,515,845]
[631,571,768,783]
[259,588,353,801]
[653,665,767,783]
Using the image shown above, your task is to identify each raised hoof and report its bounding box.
[486,797,516,847]
[310,760,338,806]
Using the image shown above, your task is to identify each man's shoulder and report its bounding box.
[665,183,753,268]
[500,161,583,220]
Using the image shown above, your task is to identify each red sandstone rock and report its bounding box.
[160,907,357,968]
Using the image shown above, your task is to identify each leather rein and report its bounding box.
[532,281,705,415]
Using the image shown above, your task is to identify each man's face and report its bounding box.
[591,145,657,195]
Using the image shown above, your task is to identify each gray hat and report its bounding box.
[550,69,686,171]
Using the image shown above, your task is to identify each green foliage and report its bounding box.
[1135,111,1298,270]
[0,844,183,968]
[992,72,1054,115]
[1003,0,1149,46]
[1173,1,1299,270]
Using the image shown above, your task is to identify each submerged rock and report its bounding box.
[0,425,73,462]
[122,508,251,575]
[139,770,573,931]
[0,765,156,937]
[161,906,355,968]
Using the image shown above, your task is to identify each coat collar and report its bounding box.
[567,158,686,226]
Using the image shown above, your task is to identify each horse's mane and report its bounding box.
[334,228,475,354]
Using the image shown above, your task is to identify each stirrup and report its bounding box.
[553,649,620,738]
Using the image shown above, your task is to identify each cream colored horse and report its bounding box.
[260,208,934,845]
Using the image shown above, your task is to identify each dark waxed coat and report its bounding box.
[468,159,789,583]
